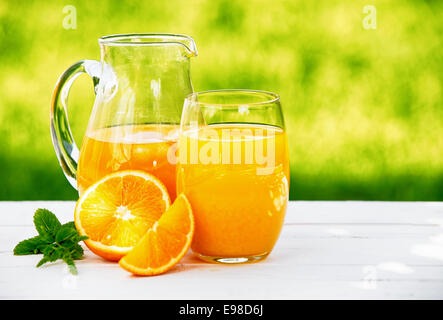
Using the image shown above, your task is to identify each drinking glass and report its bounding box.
[177,90,290,263]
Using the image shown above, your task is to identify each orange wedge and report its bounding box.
[119,194,194,276]
[74,170,171,261]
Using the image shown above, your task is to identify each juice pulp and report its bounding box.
[77,124,178,199]
[177,124,289,258]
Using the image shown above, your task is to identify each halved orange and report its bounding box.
[74,170,171,261]
[119,194,194,276]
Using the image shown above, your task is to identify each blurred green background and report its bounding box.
[0,0,442,200]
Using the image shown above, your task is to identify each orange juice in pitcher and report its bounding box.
[77,124,179,199]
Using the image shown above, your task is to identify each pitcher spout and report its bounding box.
[177,35,198,58]
[99,33,197,57]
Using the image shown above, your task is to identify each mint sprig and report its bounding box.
[14,209,88,275]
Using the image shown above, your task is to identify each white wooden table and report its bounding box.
[1,201,443,299]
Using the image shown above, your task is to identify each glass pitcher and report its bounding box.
[50,34,197,200]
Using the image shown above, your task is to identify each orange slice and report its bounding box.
[119,194,194,276]
[74,170,171,261]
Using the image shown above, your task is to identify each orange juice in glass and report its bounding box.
[177,90,289,263]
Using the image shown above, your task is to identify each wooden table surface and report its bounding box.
[1,201,442,299]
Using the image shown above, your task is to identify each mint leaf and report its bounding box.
[62,221,76,229]
[37,245,63,267]
[15,208,88,275]
[38,232,55,243]
[63,256,78,275]
[77,235,89,242]
[33,209,61,236]
[36,256,49,268]
[13,236,49,255]
[55,224,78,243]
[70,243,85,260]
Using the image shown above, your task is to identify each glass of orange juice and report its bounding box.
[177,90,290,263]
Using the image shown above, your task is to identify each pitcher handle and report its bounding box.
[50,59,101,189]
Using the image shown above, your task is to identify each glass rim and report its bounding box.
[98,33,197,55]
[185,89,280,107]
